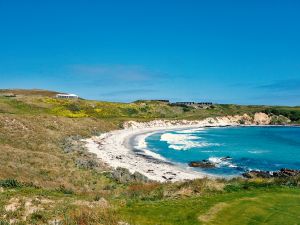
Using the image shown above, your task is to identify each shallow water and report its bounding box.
[145,126,300,176]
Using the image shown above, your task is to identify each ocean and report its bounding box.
[145,126,300,176]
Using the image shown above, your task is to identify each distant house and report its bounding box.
[171,101,214,108]
[174,102,195,106]
[55,93,79,99]
[198,102,213,106]
[0,93,16,98]
[152,100,170,103]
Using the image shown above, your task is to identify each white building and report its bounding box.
[55,93,79,99]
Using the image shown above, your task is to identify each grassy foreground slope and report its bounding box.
[121,187,300,225]
[0,89,300,224]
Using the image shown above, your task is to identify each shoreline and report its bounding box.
[84,115,256,182]
[85,124,217,182]
[84,114,299,182]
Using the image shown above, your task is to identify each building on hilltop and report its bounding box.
[171,101,213,109]
[151,100,170,103]
[198,102,213,106]
[173,102,195,106]
[0,93,17,98]
[55,93,79,99]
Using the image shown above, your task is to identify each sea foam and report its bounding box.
[160,132,217,150]
[175,128,206,134]
[208,157,237,168]
[134,132,166,161]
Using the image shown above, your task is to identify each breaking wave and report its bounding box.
[134,132,166,161]
[208,157,237,168]
[248,150,269,154]
[160,132,220,150]
[175,128,206,134]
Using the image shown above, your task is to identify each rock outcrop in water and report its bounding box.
[188,160,216,168]
[242,168,300,179]
[188,157,232,168]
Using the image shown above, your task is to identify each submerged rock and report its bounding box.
[220,156,232,161]
[188,156,233,169]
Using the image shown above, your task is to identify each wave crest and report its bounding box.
[160,132,220,150]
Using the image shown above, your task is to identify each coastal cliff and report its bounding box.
[123,112,290,129]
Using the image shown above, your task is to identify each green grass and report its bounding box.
[1,90,299,122]
[2,182,300,224]
[120,187,300,225]
[1,89,300,224]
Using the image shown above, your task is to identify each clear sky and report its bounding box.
[1,0,300,105]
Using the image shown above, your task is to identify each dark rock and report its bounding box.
[243,168,300,179]
[188,160,216,168]
[165,171,176,176]
[221,156,232,161]
[242,170,272,178]
[273,168,300,178]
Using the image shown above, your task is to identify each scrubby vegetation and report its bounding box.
[0,89,300,224]
[264,107,300,123]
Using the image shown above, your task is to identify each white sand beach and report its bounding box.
[85,113,276,182]
[84,113,272,182]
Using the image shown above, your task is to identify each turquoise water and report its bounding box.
[145,126,300,176]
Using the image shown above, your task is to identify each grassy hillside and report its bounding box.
[1,89,299,122]
[0,89,299,224]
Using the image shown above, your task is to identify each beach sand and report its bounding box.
[84,115,259,182]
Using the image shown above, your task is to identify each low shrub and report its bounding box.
[127,183,163,200]
[0,179,22,188]
[30,211,47,223]
[273,175,300,187]
[225,179,274,192]
[0,220,9,225]
[62,206,120,225]
[110,167,149,183]
[56,185,74,195]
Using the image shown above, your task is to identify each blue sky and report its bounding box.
[0,0,300,105]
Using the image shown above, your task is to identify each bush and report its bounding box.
[127,183,163,200]
[273,175,300,187]
[0,220,9,225]
[264,108,300,122]
[110,167,149,183]
[66,103,81,112]
[0,179,22,188]
[30,211,46,223]
[56,185,74,195]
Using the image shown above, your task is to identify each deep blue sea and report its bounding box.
[145,126,300,176]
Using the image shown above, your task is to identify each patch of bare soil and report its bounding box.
[198,202,228,223]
